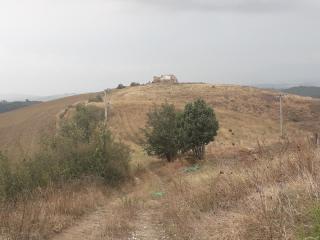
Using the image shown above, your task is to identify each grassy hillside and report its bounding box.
[106,84,320,149]
[0,93,95,160]
[282,86,320,98]
[1,83,320,240]
[0,100,41,113]
[1,83,320,160]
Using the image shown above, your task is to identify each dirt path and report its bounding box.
[51,204,113,240]
[128,200,168,240]
[51,166,169,240]
[128,169,170,240]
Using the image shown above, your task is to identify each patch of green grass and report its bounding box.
[299,205,320,240]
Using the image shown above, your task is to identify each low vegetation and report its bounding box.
[1,84,320,240]
[116,84,126,89]
[0,104,130,200]
[0,104,131,239]
[143,99,219,161]
[154,141,320,239]
[143,103,180,162]
[130,82,140,87]
[179,99,219,160]
[88,94,104,103]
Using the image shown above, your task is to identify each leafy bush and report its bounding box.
[179,99,219,160]
[0,105,131,200]
[130,82,140,87]
[60,104,105,142]
[117,84,126,89]
[0,152,17,199]
[88,94,104,103]
[143,103,180,162]
[143,99,219,161]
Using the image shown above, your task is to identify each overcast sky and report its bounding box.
[1,0,320,96]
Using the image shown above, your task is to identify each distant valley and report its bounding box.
[0,100,41,114]
[282,86,320,98]
[0,93,76,102]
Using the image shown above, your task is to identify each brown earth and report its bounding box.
[1,83,320,240]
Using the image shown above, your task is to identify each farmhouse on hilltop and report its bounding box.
[152,74,178,84]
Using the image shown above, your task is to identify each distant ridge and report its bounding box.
[0,100,41,114]
[0,93,76,102]
[34,93,76,102]
[282,86,320,98]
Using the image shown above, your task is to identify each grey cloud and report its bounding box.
[133,0,300,12]
[1,0,320,95]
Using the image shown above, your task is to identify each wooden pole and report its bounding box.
[280,94,283,138]
[104,90,108,125]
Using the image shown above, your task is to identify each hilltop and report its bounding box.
[1,82,320,240]
[1,83,319,160]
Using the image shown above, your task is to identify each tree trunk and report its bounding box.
[193,145,205,160]
[166,153,174,162]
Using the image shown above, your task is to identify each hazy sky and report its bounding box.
[1,0,320,95]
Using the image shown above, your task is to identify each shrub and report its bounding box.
[88,94,104,103]
[0,152,17,199]
[117,84,126,89]
[179,99,219,160]
[60,104,104,143]
[0,105,131,200]
[143,103,180,162]
[142,99,219,161]
[130,82,140,87]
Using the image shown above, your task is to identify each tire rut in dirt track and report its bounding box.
[128,205,168,240]
[127,167,171,240]
[51,203,115,240]
[51,164,171,240]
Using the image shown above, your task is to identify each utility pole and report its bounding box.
[104,89,111,126]
[279,94,284,138]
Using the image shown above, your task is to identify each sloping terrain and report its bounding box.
[0,93,94,160]
[1,83,320,161]
[107,83,320,150]
[1,83,320,240]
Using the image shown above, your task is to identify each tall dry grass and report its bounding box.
[0,179,107,240]
[158,140,320,239]
[102,196,142,240]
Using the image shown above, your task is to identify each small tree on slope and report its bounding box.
[143,103,180,162]
[179,99,219,160]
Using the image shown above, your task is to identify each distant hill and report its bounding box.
[1,84,320,161]
[34,93,77,102]
[282,86,320,98]
[0,93,76,102]
[0,100,41,114]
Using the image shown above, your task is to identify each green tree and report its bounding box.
[179,99,219,160]
[0,105,131,200]
[143,103,180,162]
[60,104,104,143]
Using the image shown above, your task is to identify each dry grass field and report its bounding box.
[107,83,320,150]
[1,83,320,240]
[0,93,95,161]
[1,83,319,160]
